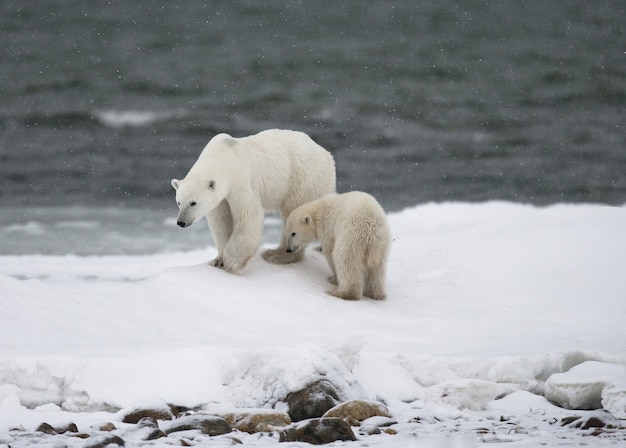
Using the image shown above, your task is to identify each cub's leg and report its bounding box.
[364,263,387,300]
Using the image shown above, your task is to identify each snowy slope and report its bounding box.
[1,202,625,447]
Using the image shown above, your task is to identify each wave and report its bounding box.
[12,109,182,129]
[94,109,183,128]
[2,220,46,235]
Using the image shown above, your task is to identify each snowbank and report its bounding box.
[1,201,625,446]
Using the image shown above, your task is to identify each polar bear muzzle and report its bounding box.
[286,234,300,253]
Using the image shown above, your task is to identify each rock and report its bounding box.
[560,416,582,427]
[359,423,380,435]
[99,422,117,432]
[36,422,78,434]
[322,399,391,423]
[359,415,397,435]
[35,422,56,435]
[279,417,357,444]
[122,406,175,424]
[83,434,126,448]
[164,414,232,436]
[560,410,618,430]
[167,403,190,417]
[284,380,340,422]
[124,417,167,441]
[216,409,291,433]
[361,415,397,427]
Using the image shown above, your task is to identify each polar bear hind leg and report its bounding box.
[364,262,386,300]
[326,242,365,301]
[363,238,388,300]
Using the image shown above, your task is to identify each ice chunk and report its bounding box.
[544,361,626,414]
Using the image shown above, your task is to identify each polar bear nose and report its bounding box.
[177,221,187,228]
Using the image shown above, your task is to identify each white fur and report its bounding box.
[284,191,391,301]
[171,129,336,274]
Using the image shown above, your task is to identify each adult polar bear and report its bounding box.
[171,129,336,274]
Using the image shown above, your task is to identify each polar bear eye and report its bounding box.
[291,232,296,237]
[190,201,197,206]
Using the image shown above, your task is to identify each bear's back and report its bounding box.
[239,129,336,210]
[190,129,335,212]
[328,192,389,240]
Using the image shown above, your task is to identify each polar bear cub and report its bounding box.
[284,191,391,301]
[171,129,336,274]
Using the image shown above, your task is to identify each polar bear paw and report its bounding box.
[326,287,361,301]
[261,248,303,265]
[209,257,224,269]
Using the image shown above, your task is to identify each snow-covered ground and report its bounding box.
[1,201,625,447]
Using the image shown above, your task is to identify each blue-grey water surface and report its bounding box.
[1,0,625,214]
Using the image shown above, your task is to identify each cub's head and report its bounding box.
[170,176,227,228]
[285,211,316,254]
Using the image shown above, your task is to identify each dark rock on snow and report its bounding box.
[216,409,291,433]
[560,410,618,429]
[359,415,398,435]
[164,414,232,436]
[122,406,175,424]
[36,422,78,435]
[284,379,341,422]
[125,417,167,441]
[322,399,391,423]
[83,434,126,448]
[99,422,117,432]
[279,417,357,444]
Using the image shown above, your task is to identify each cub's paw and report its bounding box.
[326,288,361,301]
[365,290,386,301]
[209,257,224,269]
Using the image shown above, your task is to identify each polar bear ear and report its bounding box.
[301,216,311,225]
[207,180,215,190]
[171,179,180,190]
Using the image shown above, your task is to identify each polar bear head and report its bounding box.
[284,211,317,254]
[171,176,228,228]
[171,134,238,228]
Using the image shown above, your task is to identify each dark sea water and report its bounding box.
[1,1,625,215]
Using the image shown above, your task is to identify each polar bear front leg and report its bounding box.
[206,201,233,268]
[222,202,264,274]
